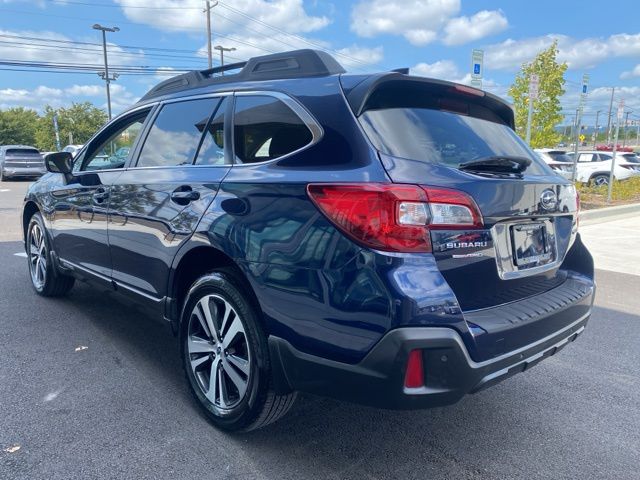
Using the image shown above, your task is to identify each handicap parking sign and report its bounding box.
[473,64,480,75]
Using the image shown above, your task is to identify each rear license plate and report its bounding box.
[511,223,552,267]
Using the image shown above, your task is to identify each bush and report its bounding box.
[577,176,640,208]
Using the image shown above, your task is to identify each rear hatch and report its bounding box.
[342,74,581,359]
[4,147,44,169]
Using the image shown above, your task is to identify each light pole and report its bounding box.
[214,45,236,73]
[204,1,218,69]
[93,23,119,120]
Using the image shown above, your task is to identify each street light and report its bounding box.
[214,45,236,74]
[93,23,119,120]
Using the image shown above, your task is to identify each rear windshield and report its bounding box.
[6,148,40,156]
[622,153,640,163]
[359,107,548,175]
[547,151,572,162]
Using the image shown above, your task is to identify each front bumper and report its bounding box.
[269,309,591,410]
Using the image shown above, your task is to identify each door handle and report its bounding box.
[170,186,200,204]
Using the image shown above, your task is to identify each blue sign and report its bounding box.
[473,63,481,75]
[582,85,587,94]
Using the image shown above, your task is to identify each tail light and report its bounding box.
[307,183,482,253]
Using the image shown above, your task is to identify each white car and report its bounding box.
[61,144,84,158]
[534,149,574,180]
[565,150,640,185]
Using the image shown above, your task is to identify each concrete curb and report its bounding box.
[579,202,640,225]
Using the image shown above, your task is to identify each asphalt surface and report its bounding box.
[1,179,639,479]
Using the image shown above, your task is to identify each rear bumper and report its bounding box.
[3,167,45,177]
[269,304,591,410]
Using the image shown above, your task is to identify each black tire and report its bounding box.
[26,212,75,297]
[0,165,7,181]
[180,269,296,432]
[591,174,610,187]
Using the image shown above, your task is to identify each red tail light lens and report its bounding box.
[307,183,482,253]
[404,349,425,389]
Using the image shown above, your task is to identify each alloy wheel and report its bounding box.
[593,175,609,186]
[29,223,47,289]
[187,294,251,410]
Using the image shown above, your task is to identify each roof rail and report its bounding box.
[200,61,247,78]
[139,49,346,102]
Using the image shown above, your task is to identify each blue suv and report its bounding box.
[23,50,595,431]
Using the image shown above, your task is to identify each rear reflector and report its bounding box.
[307,183,482,253]
[404,350,425,388]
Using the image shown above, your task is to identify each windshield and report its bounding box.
[359,107,548,175]
[547,151,572,162]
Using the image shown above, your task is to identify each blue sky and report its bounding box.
[0,0,639,124]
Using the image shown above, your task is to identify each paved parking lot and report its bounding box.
[1,180,639,479]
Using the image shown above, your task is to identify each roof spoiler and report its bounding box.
[342,72,515,129]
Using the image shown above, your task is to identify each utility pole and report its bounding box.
[593,110,601,149]
[605,87,615,144]
[204,1,218,69]
[622,111,631,147]
[93,24,119,120]
[214,45,236,73]
[607,100,623,203]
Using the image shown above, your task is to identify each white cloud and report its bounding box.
[351,0,460,46]
[443,10,508,46]
[335,45,383,70]
[114,0,329,34]
[350,1,506,46]
[485,33,640,71]
[0,83,138,113]
[621,64,640,79]
[411,60,460,79]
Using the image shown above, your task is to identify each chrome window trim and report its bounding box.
[73,103,158,175]
[231,90,324,167]
[130,94,230,170]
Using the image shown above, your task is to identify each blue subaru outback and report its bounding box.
[23,50,594,431]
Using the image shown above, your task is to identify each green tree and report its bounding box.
[35,102,107,151]
[508,41,567,148]
[0,107,40,146]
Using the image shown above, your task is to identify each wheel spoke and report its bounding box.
[205,356,221,403]
[222,360,248,399]
[193,306,212,340]
[222,315,243,349]
[218,365,229,408]
[38,258,46,280]
[200,297,221,342]
[187,335,215,354]
[220,300,233,337]
[190,354,210,370]
[30,242,38,256]
[226,354,250,376]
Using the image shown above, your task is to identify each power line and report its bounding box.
[46,0,200,10]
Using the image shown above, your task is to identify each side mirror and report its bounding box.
[45,152,74,180]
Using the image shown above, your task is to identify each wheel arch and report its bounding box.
[22,201,40,244]
[167,244,264,335]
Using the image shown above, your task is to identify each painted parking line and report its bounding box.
[0,189,10,193]
[14,252,27,258]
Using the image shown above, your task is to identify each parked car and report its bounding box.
[566,150,640,185]
[595,144,634,152]
[534,148,573,179]
[62,144,84,158]
[23,49,594,431]
[0,145,45,180]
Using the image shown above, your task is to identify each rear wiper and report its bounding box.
[459,155,532,175]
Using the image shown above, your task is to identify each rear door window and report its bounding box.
[233,95,313,164]
[194,97,228,166]
[137,98,219,168]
